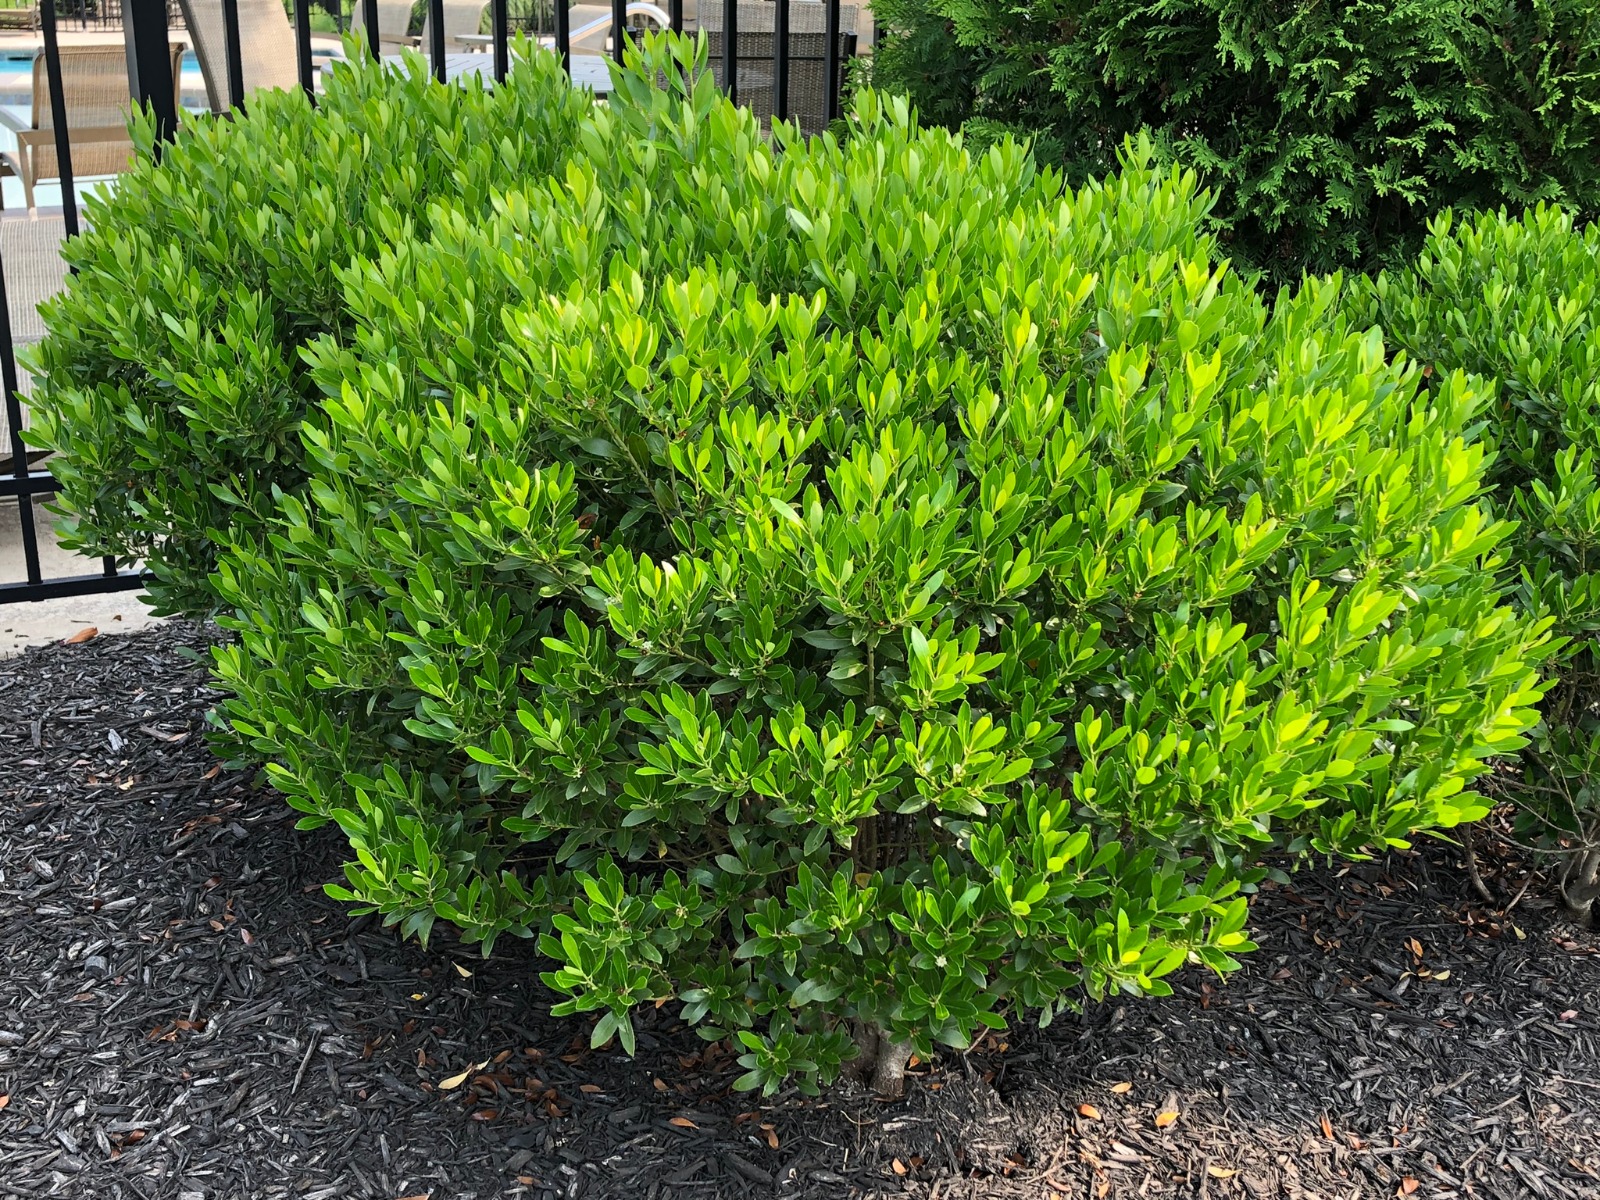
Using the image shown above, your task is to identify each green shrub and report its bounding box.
[1355,206,1600,924]
[199,37,1553,1093]
[870,0,1600,282]
[25,45,590,616]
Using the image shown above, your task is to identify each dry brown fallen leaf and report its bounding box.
[1398,1178,1420,1196]
[454,963,472,978]
[1320,1113,1334,1139]
[761,1125,779,1150]
[669,1116,698,1129]
[1154,1108,1179,1129]
[1109,1081,1133,1094]
[1077,1103,1101,1120]
[652,1078,668,1092]
[579,1084,603,1094]
[0,1094,9,1111]
[1207,1165,1237,1179]
[63,627,97,645]
[891,1159,908,1176]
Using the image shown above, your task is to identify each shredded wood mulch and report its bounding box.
[1,622,1597,1200]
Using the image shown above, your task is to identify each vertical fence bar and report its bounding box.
[428,0,445,81]
[221,0,246,111]
[610,0,626,63]
[0,257,43,589]
[773,0,789,123]
[491,0,508,82]
[721,0,736,104]
[124,0,177,148]
[362,0,380,58]
[554,0,570,76]
[294,0,314,97]
[668,0,681,32]
[38,0,77,236]
[823,0,839,124]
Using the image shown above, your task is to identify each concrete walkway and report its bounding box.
[0,205,162,647]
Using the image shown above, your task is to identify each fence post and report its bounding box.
[123,0,177,145]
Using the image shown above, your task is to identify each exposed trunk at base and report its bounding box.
[871,1038,915,1099]
[1561,848,1600,927]
[841,1021,879,1084]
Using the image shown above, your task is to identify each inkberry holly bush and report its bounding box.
[206,36,1552,1095]
[1356,207,1600,925]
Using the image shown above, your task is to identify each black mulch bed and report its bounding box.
[2,622,1598,1200]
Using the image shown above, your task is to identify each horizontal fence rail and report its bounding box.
[0,0,854,604]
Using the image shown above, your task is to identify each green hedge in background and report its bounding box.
[870,0,1600,283]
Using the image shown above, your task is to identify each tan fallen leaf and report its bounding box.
[669,1116,698,1129]
[1109,1081,1133,1094]
[1513,924,1527,940]
[579,1084,603,1094]
[1207,1165,1237,1179]
[438,1058,489,1091]
[1433,969,1451,981]
[891,1159,908,1176]
[1320,1113,1334,1139]
[454,963,472,978]
[63,627,98,645]
[1154,1109,1179,1129]
[1398,1177,1419,1196]
[762,1126,779,1149]
[0,1094,9,1111]
[652,1078,668,1092]
[1077,1103,1101,1120]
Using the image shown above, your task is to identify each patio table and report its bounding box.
[360,51,616,93]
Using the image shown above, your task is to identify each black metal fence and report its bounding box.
[0,0,187,32]
[0,0,853,605]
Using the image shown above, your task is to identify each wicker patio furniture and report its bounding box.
[351,0,419,49]
[0,43,184,210]
[178,0,301,113]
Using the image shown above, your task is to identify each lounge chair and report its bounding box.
[0,6,37,31]
[352,0,419,50]
[178,0,302,113]
[450,3,667,56]
[567,2,670,50]
[421,0,488,49]
[698,1,857,135]
[0,44,185,210]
